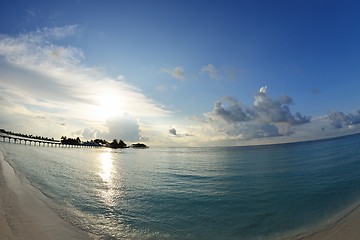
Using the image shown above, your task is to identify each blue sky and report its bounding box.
[1,0,360,146]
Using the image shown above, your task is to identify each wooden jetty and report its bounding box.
[0,134,100,148]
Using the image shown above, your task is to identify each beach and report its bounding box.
[304,205,360,240]
[0,149,93,240]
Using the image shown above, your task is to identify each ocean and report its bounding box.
[1,134,360,239]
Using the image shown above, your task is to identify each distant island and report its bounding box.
[0,129,148,149]
[131,143,149,149]
[81,138,148,149]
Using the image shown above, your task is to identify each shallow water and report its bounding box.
[1,134,360,239]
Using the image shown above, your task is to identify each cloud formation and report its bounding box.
[209,98,254,123]
[202,86,311,140]
[0,26,169,140]
[2,27,358,146]
[161,66,185,80]
[76,114,146,143]
[168,127,193,138]
[201,64,219,80]
[253,86,311,125]
[328,111,360,128]
[103,115,141,141]
[168,127,177,136]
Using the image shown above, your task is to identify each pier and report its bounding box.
[0,134,100,148]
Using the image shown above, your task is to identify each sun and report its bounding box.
[96,93,123,120]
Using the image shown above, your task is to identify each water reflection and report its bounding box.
[99,151,113,182]
[98,150,116,207]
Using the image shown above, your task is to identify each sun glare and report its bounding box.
[97,93,123,120]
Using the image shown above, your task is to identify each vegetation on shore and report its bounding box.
[61,136,81,145]
[131,143,149,148]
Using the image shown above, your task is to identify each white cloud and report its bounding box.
[155,85,167,91]
[179,87,360,145]
[41,25,79,39]
[201,64,219,80]
[253,87,310,125]
[199,87,311,140]
[117,75,125,81]
[328,111,360,128]
[102,115,141,142]
[3,27,359,147]
[0,26,170,139]
[160,66,185,80]
[259,85,267,93]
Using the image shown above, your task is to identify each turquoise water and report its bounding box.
[1,134,360,239]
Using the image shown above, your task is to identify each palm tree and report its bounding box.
[110,139,119,148]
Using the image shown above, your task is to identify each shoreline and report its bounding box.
[294,202,360,240]
[0,147,94,240]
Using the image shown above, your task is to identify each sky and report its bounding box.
[1,0,360,146]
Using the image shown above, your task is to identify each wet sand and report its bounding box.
[0,149,93,240]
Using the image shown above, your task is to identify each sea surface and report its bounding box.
[1,134,360,239]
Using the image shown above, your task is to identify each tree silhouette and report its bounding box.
[61,136,81,145]
[110,139,119,148]
[109,139,127,148]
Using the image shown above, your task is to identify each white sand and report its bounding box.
[302,204,360,240]
[0,149,94,240]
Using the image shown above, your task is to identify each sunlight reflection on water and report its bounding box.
[99,150,113,182]
[98,150,117,207]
